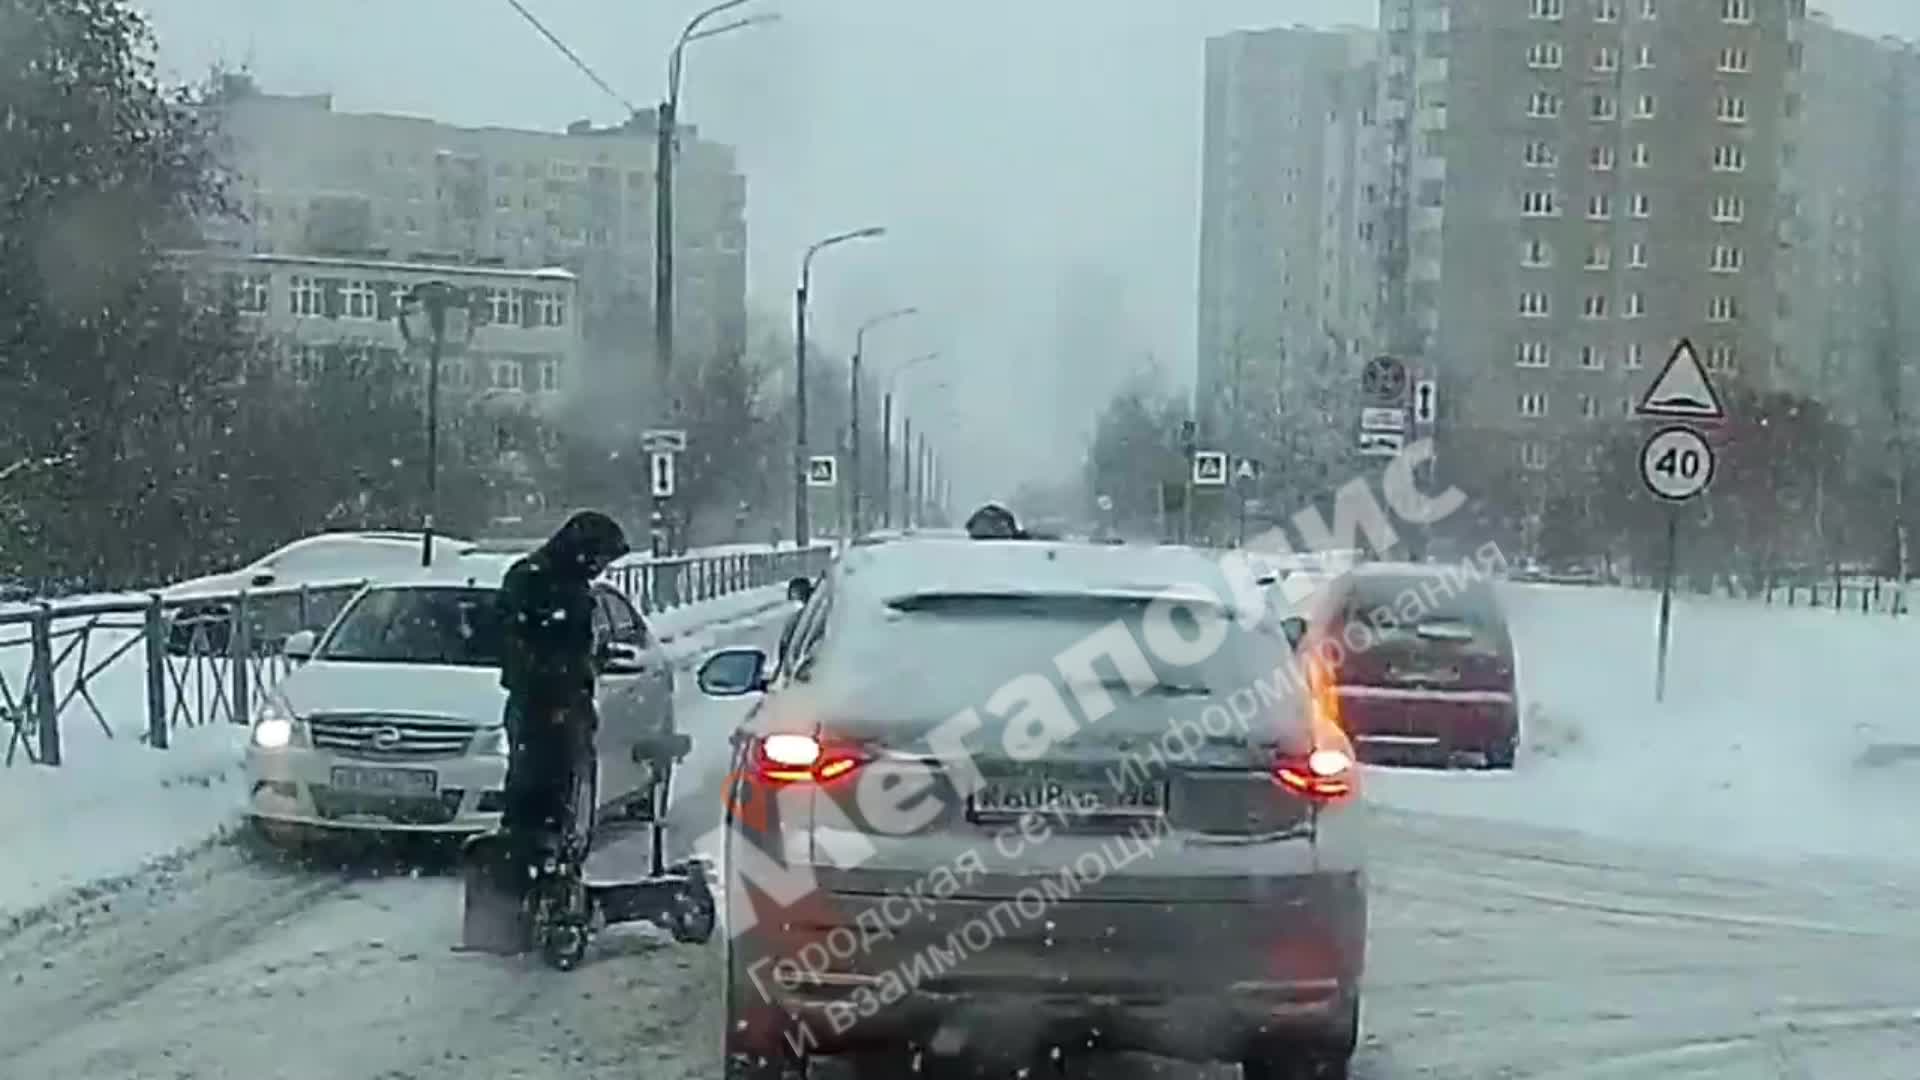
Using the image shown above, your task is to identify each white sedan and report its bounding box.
[245,554,675,843]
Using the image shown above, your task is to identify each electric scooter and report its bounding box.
[460,728,717,968]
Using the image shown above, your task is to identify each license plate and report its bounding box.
[970,777,1165,822]
[330,766,438,796]
[1390,665,1460,684]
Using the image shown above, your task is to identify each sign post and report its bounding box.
[1359,356,1410,459]
[1635,340,1725,702]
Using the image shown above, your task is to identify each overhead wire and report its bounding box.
[501,0,638,117]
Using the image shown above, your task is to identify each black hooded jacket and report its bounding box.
[497,510,630,711]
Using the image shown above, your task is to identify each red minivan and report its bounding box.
[1290,563,1519,769]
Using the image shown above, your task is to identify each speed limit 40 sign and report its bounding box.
[1640,425,1715,501]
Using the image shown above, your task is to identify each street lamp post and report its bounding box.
[881,352,940,529]
[850,306,917,534]
[794,226,886,544]
[397,281,481,567]
[655,0,776,555]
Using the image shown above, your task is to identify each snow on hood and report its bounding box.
[273,659,506,726]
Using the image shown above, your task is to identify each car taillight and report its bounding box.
[1274,747,1356,801]
[755,734,865,784]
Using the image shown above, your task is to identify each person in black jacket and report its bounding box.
[495,510,630,877]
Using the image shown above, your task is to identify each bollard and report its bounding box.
[30,603,59,766]
[145,595,168,749]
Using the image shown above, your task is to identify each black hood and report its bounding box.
[541,510,630,578]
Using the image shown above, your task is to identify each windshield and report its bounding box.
[318,587,503,666]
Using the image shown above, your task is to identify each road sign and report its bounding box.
[1193,451,1228,486]
[1234,457,1258,482]
[806,455,837,488]
[1359,430,1405,458]
[1360,407,1406,433]
[641,428,688,453]
[1362,356,1408,405]
[1414,380,1437,425]
[1095,493,1114,512]
[1637,340,1726,420]
[649,451,675,498]
[1639,425,1715,501]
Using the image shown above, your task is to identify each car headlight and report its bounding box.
[252,700,300,750]
[473,726,510,757]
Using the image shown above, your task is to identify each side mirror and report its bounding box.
[599,641,647,674]
[786,576,814,604]
[698,647,769,697]
[283,629,318,662]
[1280,616,1308,651]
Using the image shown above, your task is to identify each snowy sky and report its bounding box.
[132,1,1920,499]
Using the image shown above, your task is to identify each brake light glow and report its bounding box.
[1275,746,1356,800]
[755,734,864,784]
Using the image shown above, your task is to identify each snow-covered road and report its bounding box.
[4,583,1920,1078]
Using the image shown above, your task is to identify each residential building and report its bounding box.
[1783,16,1920,493]
[204,77,746,414]
[1373,0,1803,485]
[1196,25,1379,451]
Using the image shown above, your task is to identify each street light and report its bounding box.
[794,225,886,543]
[849,306,918,534]
[397,280,482,566]
[882,353,941,528]
[654,0,777,555]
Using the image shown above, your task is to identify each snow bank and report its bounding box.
[1366,582,1920,870]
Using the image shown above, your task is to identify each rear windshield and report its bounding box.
[319,586,503,666]
[1344,574,1502,628]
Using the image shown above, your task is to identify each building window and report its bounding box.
[289,275,322,317]
[538,291,567,327]
[1529,90,1563,118]
[1593,46,1619,72]
[1583,292,1609,318]
[1635,44,1655,68]
[1708,295,1739,322]
[1631,192,1651,218]
[1707,343,1738,372]
[1594,0,1621,21]
[1528,42,1564,69]
[1524,236,1554,266]
[1712,194,1745,222]
[1591,93,1617,121]
[1711,243,1744,272]
[1713,144,1747,172]
[1521,442,1549,470]
[1635,94,1657,118]
[1518,341,1552,367]
[493,360,524,390]
[1519,392,1550,418]
[1522,190,1559,216]
[234,273,270,313]
[539,359,559,391]
[1580,344,1606,369]
[1629,240,1649,267]
[1626,290,1647,317]
[1580,394,1602,419]
[1591,144,1616,171]
[1632,142,1650,168]
[1520,290,1552,317]
[1717,95,1749,124]
[1586,242,1611,269]
[1640,0,1657,16]
[342,280,378,320]
[1722,0,1752,23]
[1626,342,1646,368]
[1531,0,1565,19]
[1525,139,1559,167]
[1588,192,1612,219]
[1719,46,1751,73]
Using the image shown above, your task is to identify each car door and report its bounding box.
[604,586,673,734]
[591,585,657,803]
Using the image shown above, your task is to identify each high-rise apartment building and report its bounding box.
[1374,0,1805,484]
[1196,26,1378,451]
[205,78,747,406]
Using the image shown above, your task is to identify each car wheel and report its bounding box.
[1243,991,1358,1080]
[1485,738,1517,770]
[724,944,807,1079]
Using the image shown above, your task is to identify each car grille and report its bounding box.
[307,713,477,759]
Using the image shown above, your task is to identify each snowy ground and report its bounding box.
[3,582,1919,1078]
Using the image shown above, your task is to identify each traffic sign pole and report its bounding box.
[1655,507,1679,703]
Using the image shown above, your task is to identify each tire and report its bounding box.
[1485,738,1518,770]
[1243,991,1358,1080]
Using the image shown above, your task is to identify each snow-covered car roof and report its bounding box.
[836,536,1237,608]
